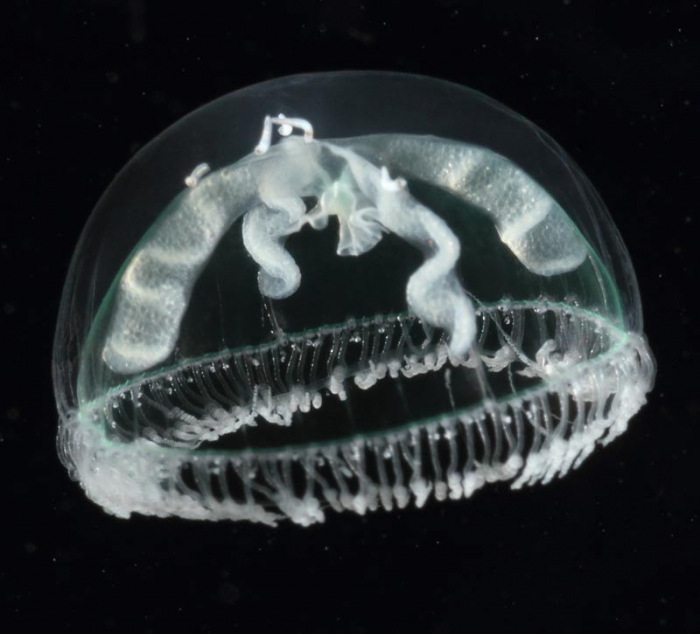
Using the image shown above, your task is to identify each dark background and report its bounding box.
[2,1,698,632]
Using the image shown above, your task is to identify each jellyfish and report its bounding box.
[53,72,655,526]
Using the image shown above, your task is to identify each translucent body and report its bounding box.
[54,72,655,525]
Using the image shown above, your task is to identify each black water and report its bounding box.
[3,2,697,632]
